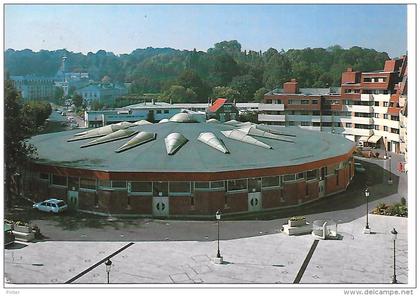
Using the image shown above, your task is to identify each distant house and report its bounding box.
[10,75,55,101]
[206,98,239,122]
[76,83,128,105]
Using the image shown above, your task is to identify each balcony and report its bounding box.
[343,128,374,137]
[258,103,285,111]
[286,115,315,122]
[352,117,374,125]
[360,94,374,101]
[343,105,373,113]
[258,114,286,122]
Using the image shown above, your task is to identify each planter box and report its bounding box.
[283,223,312,236]
[14,224,31,233]
[12,230,35,242]
[288,219,307,227]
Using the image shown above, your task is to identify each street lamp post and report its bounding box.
[363,188,370,234]
[214,210,223,264]
[388,152,393,184]
[384,142,393,184]
[105,258,112,284]
[391,228,398,284]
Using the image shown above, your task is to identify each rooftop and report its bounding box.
[266,87,341,96]
[29,114,354,173]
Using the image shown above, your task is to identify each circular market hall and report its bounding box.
[24,113,355,218]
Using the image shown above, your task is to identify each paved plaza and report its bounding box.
[4,214,407,285]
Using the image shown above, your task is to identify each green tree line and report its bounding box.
[5,41,390,102]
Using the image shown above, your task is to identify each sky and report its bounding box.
[5,4,407,58]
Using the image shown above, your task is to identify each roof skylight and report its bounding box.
[115,131,156,153]
[239,126,295,143]
[197,132,229,154]
[133,120,152,126]
[206,118,220,124]
[68,122,132,142]
[169,113,199,123]
[221,129,272,149]
[164,133,188,155]
[80,129,138,148]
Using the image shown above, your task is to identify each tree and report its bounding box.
[4,80,37,207]
[263,51,292,89]
[212,86,240,102]
[90,100,104,111]
[209,40,242,57]
[72,93,84,108]
[53,86,64,104]
[176,70,209,101]
[160,85,197,103]
[208,53,240,86]
[22,101,52,129]
[229,74,261,101]
[253,87,269,102]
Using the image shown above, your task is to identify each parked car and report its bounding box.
[354,162,366,173]
[33,199,68,213]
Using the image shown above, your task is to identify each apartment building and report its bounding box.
[258,55,407,154]
[10,75,55,101]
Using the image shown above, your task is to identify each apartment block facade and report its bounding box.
[258,56,407,154]
[10,75,55,102]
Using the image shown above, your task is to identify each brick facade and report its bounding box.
[25,157,353,218]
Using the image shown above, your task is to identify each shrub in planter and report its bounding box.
[288,216,307,227]
[385,204,407,217]
[14,221,31,233]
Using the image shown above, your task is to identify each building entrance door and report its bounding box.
[67,190,79,209]
[248,192,262,211]
[248,177,262,211]
[152,196,169,217]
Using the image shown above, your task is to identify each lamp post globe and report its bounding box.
[216,210,221,221]
[391,228,398,284]
[105,258,112,284]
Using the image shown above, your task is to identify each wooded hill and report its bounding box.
[5,41,390,102]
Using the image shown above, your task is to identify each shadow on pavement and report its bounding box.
[6,242,28,250]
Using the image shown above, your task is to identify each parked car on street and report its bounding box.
[354,162,366,173]
[33,199,68,213]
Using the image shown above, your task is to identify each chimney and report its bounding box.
[152,99,155,105]
[283,79,299,94]
[169,99,173,105]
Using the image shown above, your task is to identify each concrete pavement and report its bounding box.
[4,214,407,285]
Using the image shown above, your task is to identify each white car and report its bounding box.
[33,199,68,213]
